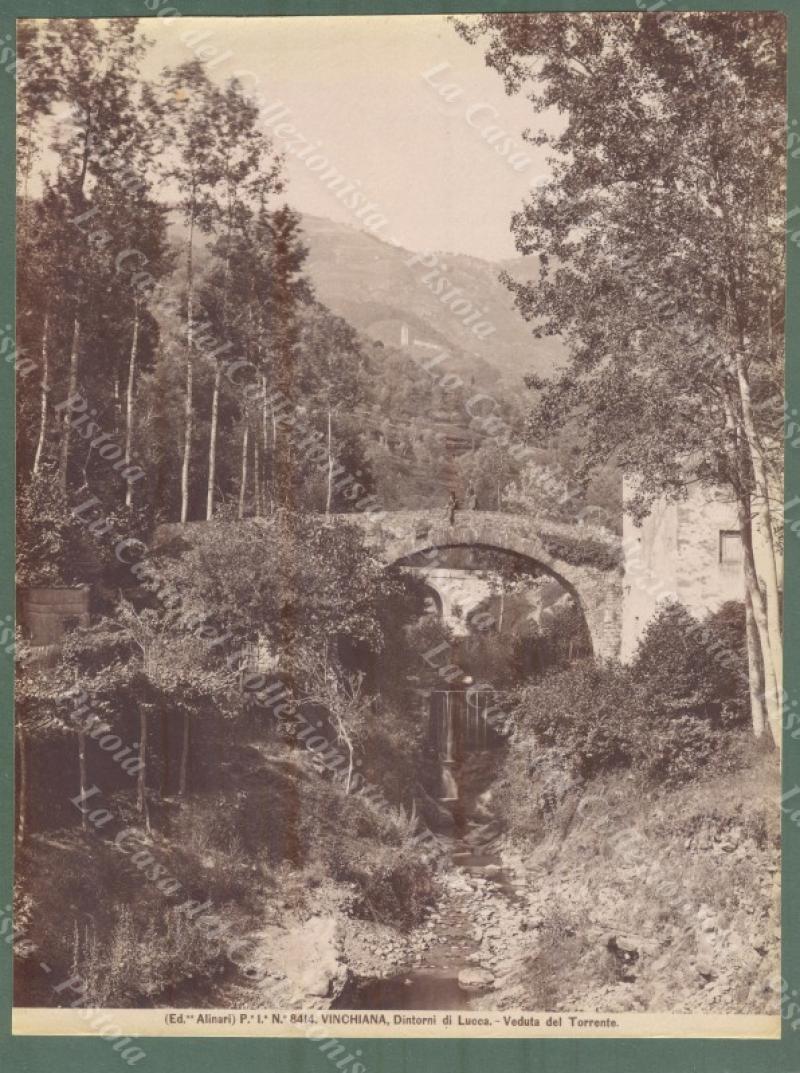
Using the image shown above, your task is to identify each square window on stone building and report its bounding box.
[719,529,743,565]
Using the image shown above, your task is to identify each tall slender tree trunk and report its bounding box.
[254,425,262,516]
[180,211,196,524]
[137,702,151,833]
[78,728,88,831]
[16,724,27,845]
[160,710,170,799]
[271,402,279,506]
[744,586,767,740]
[736,491,781,750]
[260,377,273,514]
[18,115,35,241]
[178,711,190,797]
[181,353,193,523]
[124,301,140,509]
[207,196,236,521]
[735,349,783,688]
[58,315,81,493]
[32,310,50,477]
[113,376,121,433]
[334,711,355,795]
[206,361,222,520]
[326,406,334,517]
[238,421,249,520]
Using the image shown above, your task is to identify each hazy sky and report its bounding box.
[130,14,559,261]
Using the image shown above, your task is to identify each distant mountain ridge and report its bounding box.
[298,214,565,392]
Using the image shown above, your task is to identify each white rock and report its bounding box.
[458,967,495,992]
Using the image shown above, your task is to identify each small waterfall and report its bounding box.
[440,763,459,802]
[465,690,489,750]
[430,690,498,802]
[432,691,460,801]
[442,691,457,763]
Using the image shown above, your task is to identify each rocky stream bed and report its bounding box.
[338,822,530,1010]
[204,759,780,1017]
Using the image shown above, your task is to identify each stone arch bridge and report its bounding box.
[336,510,623,660]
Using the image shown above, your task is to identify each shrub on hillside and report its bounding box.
[502,600,752,824]
[534,598,593,669]
[628,600,752,782]
[325,838,433,928]
[494,742,581,846]
[14,832,230,1007]
[632,713,719,786]
[511,662,637,779]
[701,601,751,727]
[360,704,433,806]
[73,905,227,1006]
[632,599,749,727]
[297,784,434,929]
[17,472,101,586]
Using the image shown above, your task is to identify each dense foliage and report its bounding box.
[499,600,752,838]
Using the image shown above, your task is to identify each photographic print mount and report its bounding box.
[2,2,799,1073]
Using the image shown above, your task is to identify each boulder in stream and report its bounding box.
[458,966,495,992]
[481,864,504,878]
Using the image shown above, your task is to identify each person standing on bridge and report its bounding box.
[466,483,478,511]
[446,490,458,526]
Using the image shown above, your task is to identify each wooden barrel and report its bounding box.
[21,586,90,646]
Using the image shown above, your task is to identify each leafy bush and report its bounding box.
[324,837,433,928]
[14,831,232,1007]
[701,601,751,727]
[73,905,226,1006]
[533,598,593,669]
[519,903,617,1008]
[16,473,101,586]
[632,713,719,786]
[297,783,434,929]
[512,662,637,779]
[166,798,257,906]
[359,703,432,806]
[500,600,753,831]
[494,743,580,846]
[633,599,751,729]
[633,601,720,718]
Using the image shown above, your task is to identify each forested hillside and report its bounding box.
[298,213,566,386]
[15,17,615,560]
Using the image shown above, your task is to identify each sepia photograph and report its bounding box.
[10,9,785,1046]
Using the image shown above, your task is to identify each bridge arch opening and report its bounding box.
[335,512,619,815]
[387,541,594,810]
[418,580,444,620]
[336,510,622,662]
[391,540,595,663]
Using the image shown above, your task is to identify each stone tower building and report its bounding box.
[620,481,779,661]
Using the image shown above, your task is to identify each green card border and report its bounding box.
[1,1,797,1070]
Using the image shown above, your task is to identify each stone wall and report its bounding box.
[620,485,745,661]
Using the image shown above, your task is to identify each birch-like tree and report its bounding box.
[458,11,785,746]
[159,61,223,523]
